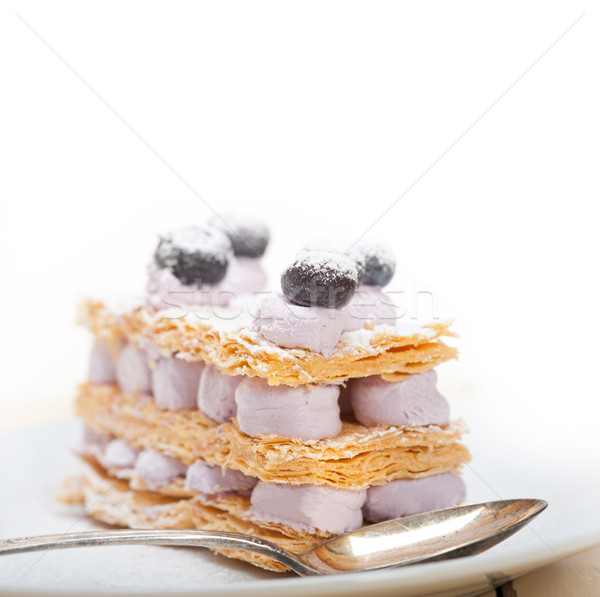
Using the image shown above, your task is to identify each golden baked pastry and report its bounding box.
[79,299,457,386]
[76,382,470,489]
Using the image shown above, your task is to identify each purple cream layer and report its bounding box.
[152,357,204,410]
[252,294,344,355]
[220,257,267,295]
[185,461,258,494]
[79,425,112,455]
[250,482,367,534]
[197,365,243,423]
[349,370,449,427]
[89,340,118,384]
[363,473,466,521]
[115,344,152,394]
[146,258,267,309]
[341,285,398,332]
[146,260,231,308]
[134,450,188,490]
[103,439,140,469]
[137,337,163,361]
[235,377,341,440]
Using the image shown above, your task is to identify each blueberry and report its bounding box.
[155,226,233,286]
[208,215,270,258]
[358,241,396,286]
[281,250,358,309]
[302,239,366,284]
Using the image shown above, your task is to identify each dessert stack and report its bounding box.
[60,217,470,571]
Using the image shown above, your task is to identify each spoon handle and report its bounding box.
[0,528,313,575]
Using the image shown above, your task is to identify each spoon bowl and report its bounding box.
[0,499,547,576]
[302,498,547,573]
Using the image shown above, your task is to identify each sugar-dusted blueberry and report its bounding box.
[209,214,269,258]
[358,241,396,286]
[302,239,366,284]
[155,226,233,286]
[281,250,358,309]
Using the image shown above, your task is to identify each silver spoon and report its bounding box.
[0,499,546,576]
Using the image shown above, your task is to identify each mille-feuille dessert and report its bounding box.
[59,216,470,571]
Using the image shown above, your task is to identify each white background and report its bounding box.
[1,0,599,441]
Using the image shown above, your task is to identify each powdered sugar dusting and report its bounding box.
[357,240,395,271]
[83,293,455,386]
[290,250,358,283]
[259,420,467,461]
[157,226,232,257]
[212,214,268,236]
[155,297,441,355]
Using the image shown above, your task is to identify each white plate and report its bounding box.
[1,398,599,597]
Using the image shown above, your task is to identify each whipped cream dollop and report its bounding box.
[152,357,204,410]
[349,370,449,427]
[250,483,367,534]
[221,257,267,295]
[89,340,118,384]
[363,473,466,521]
[341,285,398,332]
[115,344,152,394]
[146,260,231,309]
[252,294,344,355]
[185,461,258,495]
[102,439,140,469]
[197,364,243,423]
[134,450,188,489]
[146,258,267,309]
[235,377,341,440]
[79,425,112,455]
